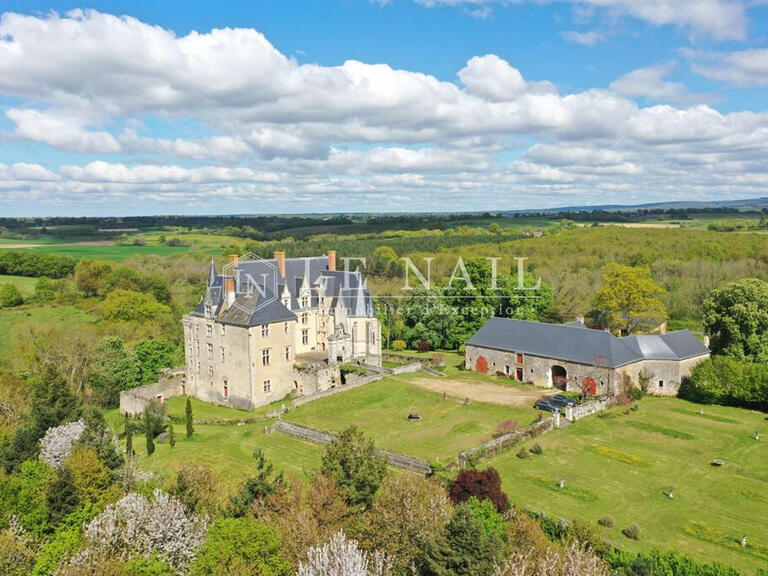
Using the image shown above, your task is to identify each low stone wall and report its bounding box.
[457,417,555,468]
[291,373,384,408]
[119,369,186,416]
[272,420,431,474]
[391,362,422,375]
[565,396,617,422]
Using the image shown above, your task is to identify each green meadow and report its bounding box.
[0,304,97,356]
[486,397,768,573]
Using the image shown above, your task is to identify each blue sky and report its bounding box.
[0,0,767,216]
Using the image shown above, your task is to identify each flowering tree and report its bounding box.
[496,542,609,576]
[39,420,85,468]
[298,531,392,576]
[78,489,207,573]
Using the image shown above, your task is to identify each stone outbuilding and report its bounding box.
[465,317,709,396]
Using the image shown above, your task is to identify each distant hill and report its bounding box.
[506,197,768,215]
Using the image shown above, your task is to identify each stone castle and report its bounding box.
[182,251,381,409]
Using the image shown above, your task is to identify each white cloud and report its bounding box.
[610,62,713,103]
[685,48,768,86]
[562,29,606,46]
[0,9,766,214]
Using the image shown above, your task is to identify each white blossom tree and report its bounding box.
[77,489,207,573]
[496,542,609,576]
[39,420,85,468]
[298,530,392,576]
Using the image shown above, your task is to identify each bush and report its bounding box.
[493,420,517,438]
[417,340,431,352]
[597,515,614,528]
[615,394,632,406]
[529,443,543,455]
[628,386,644,401]
[516,447,530,459]
[622,523,642,540]
[391,340,406,351]
[682,356,768,410]
[0,284,23,308]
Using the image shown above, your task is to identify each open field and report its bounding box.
[0,304,97,356]
[0,274,38,296]
[487,397,768,573]
[284,375,539,462]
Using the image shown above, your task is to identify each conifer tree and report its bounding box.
[125,413,133,455]
[185,397,194,439]
[144,409,155,456]
[169,419,176,449]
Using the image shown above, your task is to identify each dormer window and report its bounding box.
[301,296,309,308]
[204,305,212,318]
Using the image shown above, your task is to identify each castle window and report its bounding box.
[505,365,510,375]
[658,380,664,388]
[195,340,200,355]
[263,380,271,393]
[206,324,213,337]
[220,347,225,362]
[204,305,212,318]
[223,380,229,398]
[206,343,213,359]
[207,365,214,377]
[284,346,291,361]
[516,353,524,364]
[196,361,200,374]
[220,324,226,336]
[301,296,309,308]
[284,322,289,335]
[261,324,270,337]
[302,329,309,345]
[262,348,271,366]
[301,313,308,325]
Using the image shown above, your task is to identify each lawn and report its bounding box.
[0,274,38,296]
[0,304,97,356]
[132,423,323,493]
[486,397,768,573]
[284,375,537,462]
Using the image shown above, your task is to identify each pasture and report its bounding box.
[487,397,768,573]
[0,274,38,296]
[0,304,97,356]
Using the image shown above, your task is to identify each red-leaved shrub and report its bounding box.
[448,467,509,513]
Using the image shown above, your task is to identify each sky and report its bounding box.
[0,0,767,216]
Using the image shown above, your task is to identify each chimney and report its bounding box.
[274,251,286,278]
[225,254,237,306]
[327,250,336,272]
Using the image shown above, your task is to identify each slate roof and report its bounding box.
[190,255,376,326]
[466,317,708,368]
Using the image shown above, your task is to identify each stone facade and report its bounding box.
[182,252,381,410]
[465,318,710,397]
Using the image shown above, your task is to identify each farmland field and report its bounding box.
[486,397,768,573]
[0,304,97,356]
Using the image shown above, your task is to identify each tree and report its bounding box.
[448,467,509,513]
[88,336,142,408]
[144,409,155,456]
[357,474,450,574]
[39,420,86,468]
[297,530,391,576]
[173,463,220,515]
[0,283,23,308]
[418,498,505,576]
[186,397,194,439]
[497,542,610,576]
[229,449,284,517]
[99,289,171,322]
[592,264,667,335]
[74,259,114,297]
[46,466,79,526]
[702,278,768,362]
[78,405,123,470]
[168,420,176,449]
[320,426,387,508]
[192,517,291,576]
[125,414,133,455]
[134,337,177,385]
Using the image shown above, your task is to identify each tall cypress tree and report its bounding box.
[144,409,155,456]
[169,419,176,449]
[185,397,194,439]
[124,413,133,456]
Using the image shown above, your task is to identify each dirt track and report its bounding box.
[408,376,550,407]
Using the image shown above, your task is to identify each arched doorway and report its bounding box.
[551,365,568,390]
[476,356,489,374]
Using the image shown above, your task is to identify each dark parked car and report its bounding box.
[549,394,577,409]
[534,398,560,412]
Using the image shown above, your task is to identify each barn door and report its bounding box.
[476,356,488,374]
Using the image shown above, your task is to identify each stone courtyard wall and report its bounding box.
[119,369,186,416]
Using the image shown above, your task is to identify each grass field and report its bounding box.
[285,375,537,461]
[0,304,97,356]
[0,274,38,296]
[486,397,768,573]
